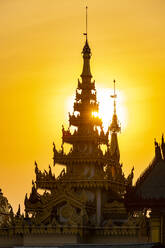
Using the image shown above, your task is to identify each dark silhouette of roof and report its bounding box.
[126,136,165,209]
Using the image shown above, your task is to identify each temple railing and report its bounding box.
[0,224,142,237]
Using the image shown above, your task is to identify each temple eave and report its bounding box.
[36,179,128,192]
[62,134,108,145]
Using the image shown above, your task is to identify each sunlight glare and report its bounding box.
[66,87,127,132]
[96,87,127,132]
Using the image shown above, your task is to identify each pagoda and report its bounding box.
[0,9,150,246]
[22,14,146,244]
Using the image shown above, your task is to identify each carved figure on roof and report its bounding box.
[35,161,38,173]
[58,168,65,180]
[16,204,21,218]
[127,166,134,186]
[61,143,64,154]
[35,161,42,181]
[154,138,162,161]
[53,142,56,153]
[161,134,165,160]
[49,165,52,177]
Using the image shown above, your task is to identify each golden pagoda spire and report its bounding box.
[109,80,121,133]
[81,6,92,79]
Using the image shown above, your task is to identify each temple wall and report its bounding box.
[0,233,149,247]
[0,236,23,248]
[23,234,78,246]
[0,234,78,247]
[83,235,149,244]
[150,211,161,243]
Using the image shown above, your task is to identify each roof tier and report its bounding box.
[69,113,102,127]
[62,128,108,145]
[78,80,95,90]
[73,101,99,113]
[76,89,96,102]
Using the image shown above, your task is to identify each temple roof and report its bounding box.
[126,137,165,208]
[135,159,165,200]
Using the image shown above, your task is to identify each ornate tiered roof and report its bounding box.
[0,9,154,245]
[126,135,165,209]
[22,32,136,232]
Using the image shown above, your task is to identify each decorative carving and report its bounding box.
[127,166,134,186]
[161,134,165,160]
[60,201,85,226]
[154,138,162,161]
[0,189,11,227]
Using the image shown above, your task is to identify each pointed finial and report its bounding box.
[110,80,118,115]
[83,6,88,40]
[154,138,158,147]
[111,80,117,99]
[86,6,88,39]
[16,204,21,217]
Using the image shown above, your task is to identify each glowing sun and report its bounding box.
[66,87,127,132]
[96,87,127,132]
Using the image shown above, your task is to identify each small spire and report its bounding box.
[109,80,121,133]
[111,80,117,114]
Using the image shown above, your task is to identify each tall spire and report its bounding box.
[109,80,121,133]
[81,6,92,79]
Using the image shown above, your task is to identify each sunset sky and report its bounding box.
[0,0,165,212]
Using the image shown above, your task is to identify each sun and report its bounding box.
[94,87,127,132]
[66,87,127,132]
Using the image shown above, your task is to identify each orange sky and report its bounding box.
[0,0,165,212]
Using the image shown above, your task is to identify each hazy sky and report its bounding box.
[0,0,165,211]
